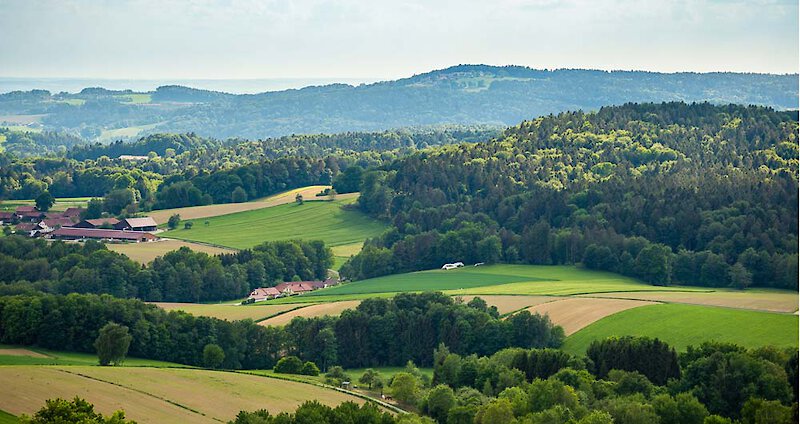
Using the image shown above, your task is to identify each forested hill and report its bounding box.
[343,102,799,290]
[1,65,797,140]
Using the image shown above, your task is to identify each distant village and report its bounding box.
[0,205,160,243]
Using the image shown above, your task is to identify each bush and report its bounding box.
[274,356,304,374]
[301,361,320,376]
[93,322,132,366]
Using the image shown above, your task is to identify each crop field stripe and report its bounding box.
[56,368,216,421]
[252,304,314,323]
[561,303,800,355]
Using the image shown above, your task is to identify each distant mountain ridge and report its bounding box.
[1,65,797,140]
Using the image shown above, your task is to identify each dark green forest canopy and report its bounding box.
[345,102,799,289]
[1,65,796,139]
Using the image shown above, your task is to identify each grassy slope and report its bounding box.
[0,197,90,212]
[0,410,16,424]
[163,197,386,250]
[308,265,706,298]
[562,303,799,355]
[106,240,236,264]
[0,345,188,367]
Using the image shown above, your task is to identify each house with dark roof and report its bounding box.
[0,211,15,225]
[15,206,44,222]
[274,281,315,295]
[62,207,84,218]
[74,218,121,229]
[115,217,158,232]
[50,227,158,242]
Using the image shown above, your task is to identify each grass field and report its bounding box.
[107,239,236,263]
[307,265,706,298]
[163,197,386,250]
[96,123,161,142]
[562,303,799,355]
[0,345,187,367]
[147,186,343,224]
[258,300,361,326]
[0,197,90,212]
[0,410,16,424]
[0,366,368,423]
[151,302,307,322]
[524,297,655,335]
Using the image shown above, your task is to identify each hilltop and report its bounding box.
[1,65,797,140]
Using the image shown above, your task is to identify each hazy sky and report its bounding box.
[1,0,797,80]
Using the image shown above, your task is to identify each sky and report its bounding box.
[0,0,798,81]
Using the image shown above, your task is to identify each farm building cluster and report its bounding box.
[1,206,160,243]
[247,279,340,301]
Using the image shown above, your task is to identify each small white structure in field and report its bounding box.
[441,262,465,270]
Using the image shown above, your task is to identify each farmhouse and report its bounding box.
[50,227,159,242]
[115,217,158,232]
[15,206,45,222]
[248,287,282,302]
[275,281,315,295]
[0,211,15,224]
[74,218,120,229]
[39,217,77,231]
[62,207,84,218]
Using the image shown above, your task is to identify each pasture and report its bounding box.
[258,300,361,326]
[151,301,305,322]
[0,345,186,367]
[0,197,90,212]
[561,303,799,355]
[308,265,705,298]
[147,186,345,224]
[163,197,386,250]
[107,239,236,263]
[0,366,368,424]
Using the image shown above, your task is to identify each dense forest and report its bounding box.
[0,236,331,302]
[343,102,799,290]
[0,127,494,205]
[1,66,796,140]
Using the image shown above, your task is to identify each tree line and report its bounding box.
[0,292,561,371]
[0,236,331,302]
[344,102,799,290]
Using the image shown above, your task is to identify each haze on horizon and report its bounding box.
[0,0,798,82]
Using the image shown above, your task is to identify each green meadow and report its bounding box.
[561,303,799,355]
[307,265,706,298]
[163,198,387,250]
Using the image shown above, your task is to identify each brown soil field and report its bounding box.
[0,366,367,423]
[259,300,361,326]
[525,298,655,335]
[150,302,304,322]
[0,348,49,358]
[460,295,561,314]
[107,239,236,263]
[148,186,358,224]
[581,290,798,313]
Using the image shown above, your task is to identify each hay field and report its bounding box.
[462,295,559,314]
[107,239,236,263]
[582,290,798,313]
[148,186,353,224]
[0,366,367,424]
[523,297,655,335]
[562,303,799,355]
[259,300,361,326]
[151,302,305,322]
